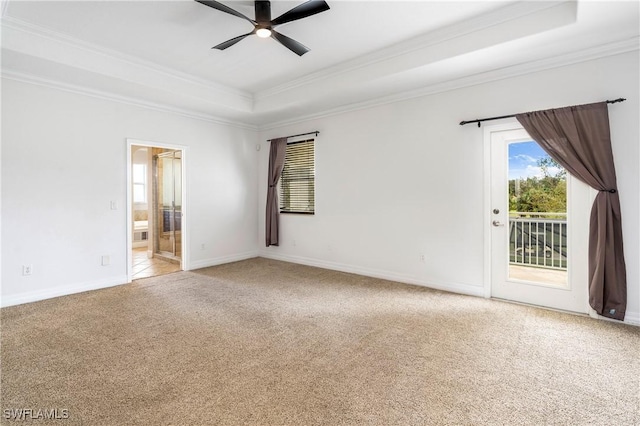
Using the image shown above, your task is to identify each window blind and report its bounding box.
[280,139,315,214]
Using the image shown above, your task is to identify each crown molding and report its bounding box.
[1,68,259,131]
[258,37,639,131]
[4,32,635,133]
[3,4,636,134]
[0,15,252,102]
[254,1,575,102]
[3,1,570,108]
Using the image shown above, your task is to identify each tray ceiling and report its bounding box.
[2,1,638,127]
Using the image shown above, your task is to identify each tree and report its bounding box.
[538,157,566,179]
[509,156,566,214]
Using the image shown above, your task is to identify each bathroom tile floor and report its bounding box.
[132,248,181,280]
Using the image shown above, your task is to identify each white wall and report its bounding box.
[1,78,259,306]
[2,50,638,325]
[258,51,640,324]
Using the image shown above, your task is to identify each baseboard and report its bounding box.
[260,252,486,297]
[590,308,640,327]
[1,275,129,308]
[5,255,633,326]
[1,252,258,308]
[622,311,640,326]
[188,251,259,270]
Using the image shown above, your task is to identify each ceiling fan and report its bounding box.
[195,0,330,56]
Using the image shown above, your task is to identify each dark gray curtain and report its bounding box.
[516,102,627,320]
[265,138,287,247]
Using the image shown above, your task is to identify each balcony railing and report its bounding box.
[509,212,567,270]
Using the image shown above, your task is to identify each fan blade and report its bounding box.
[196,0,256,24]
[271,0,329,26]
[213,31,255,50]
[271,30,309,56]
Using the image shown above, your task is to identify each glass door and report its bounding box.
[153,150,182,261]
[489,127,590,313]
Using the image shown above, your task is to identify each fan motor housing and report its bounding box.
[255,1,271,23]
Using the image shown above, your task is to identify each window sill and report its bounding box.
[280,211,315,215]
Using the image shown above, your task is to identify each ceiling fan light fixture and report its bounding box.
[197,0,330,56]
[256,28,272,38]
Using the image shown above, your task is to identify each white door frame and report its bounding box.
[483,123,516,298]
[482,122,592,313]
[126,138,189,282]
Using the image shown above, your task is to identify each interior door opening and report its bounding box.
[129,144,184,281]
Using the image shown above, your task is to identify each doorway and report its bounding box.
[127,140,186,281]
[485,124,591,313]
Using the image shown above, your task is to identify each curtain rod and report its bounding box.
[267,131,319,142]
[459,98,626,127]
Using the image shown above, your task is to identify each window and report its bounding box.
[280,139,315,214]
[132,163,146,203]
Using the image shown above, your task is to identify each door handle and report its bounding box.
[492,220,504,227]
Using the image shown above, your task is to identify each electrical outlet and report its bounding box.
[22,265,33,276]
[101,255,110,266]
[201,243,206,250]
[420,254,426,262]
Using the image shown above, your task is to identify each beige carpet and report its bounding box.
[1,258,639,425]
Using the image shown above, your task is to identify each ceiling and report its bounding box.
[2,1,639,127]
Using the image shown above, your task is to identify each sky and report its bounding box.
[508,141,561,180]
